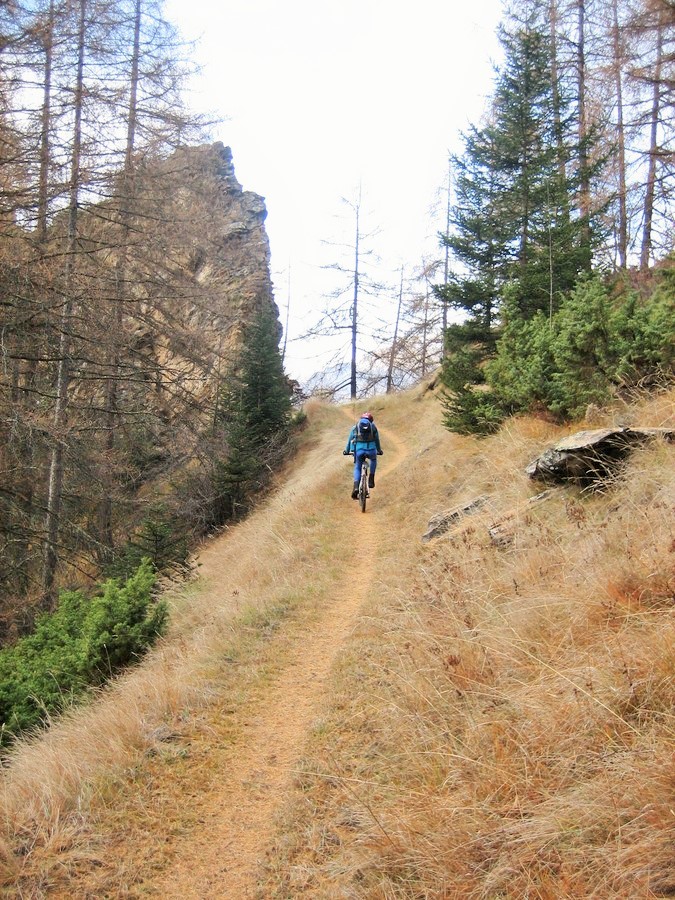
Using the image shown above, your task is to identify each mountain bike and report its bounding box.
[357,456,370,513]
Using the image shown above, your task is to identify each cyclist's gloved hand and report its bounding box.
[377,450,383,455]
[343,449,350,455]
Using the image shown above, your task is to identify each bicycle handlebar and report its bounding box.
[344,449,383,455]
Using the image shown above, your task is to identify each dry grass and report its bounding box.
[261,384,675,899]
[0,401,354,895]
[1,383,673,898]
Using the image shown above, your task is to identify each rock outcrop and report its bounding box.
[525,427,674,483]
[421,497,488,543]
[152,141,278,338]
[72,142,282,466]
[114,142,280,427]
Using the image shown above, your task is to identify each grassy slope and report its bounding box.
[0,400,353,893]
[0,385,673,898]
[263,386,675,899]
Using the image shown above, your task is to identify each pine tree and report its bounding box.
[439,6,591,340]
[437,124,508,349]
[493,12,590,316]
[438,2,597,434]
[214,307,293,523]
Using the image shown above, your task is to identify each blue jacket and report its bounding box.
[345,420,381,454]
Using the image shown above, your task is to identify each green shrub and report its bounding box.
[543,275,616,417]
[0,560,165,745]
[486,297,556,412]
[80,559,167,682]
[440,271,674,433]
[439,325,507,435]
[610,282,674,381]
[440,386,505,435]
[544,275,674,416]
[490,274,673,421]
[105,510,191,582]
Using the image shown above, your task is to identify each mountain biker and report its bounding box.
[343,411,383,499]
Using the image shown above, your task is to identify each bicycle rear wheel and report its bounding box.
[359,464,368,513]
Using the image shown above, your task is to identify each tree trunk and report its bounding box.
[611,0,628,269]
[281,264,290,365]
[442,160,451,357]
[639,3,664,271]
[14,0,56,589]
[37,0,54,245]
[350,198,360,400]
[42,0,86,599]
[549,0,567,182]
[386,268,404,394]
[99,0,142,554]
[421,277,430,378]
[577,0,592,268]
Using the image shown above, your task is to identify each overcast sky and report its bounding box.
[164,0,505,384]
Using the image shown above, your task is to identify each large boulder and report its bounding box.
[526,427,673,483]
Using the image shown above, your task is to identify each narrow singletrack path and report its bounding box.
[152,415,405,898]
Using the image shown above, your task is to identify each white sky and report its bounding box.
[164,0,505,385]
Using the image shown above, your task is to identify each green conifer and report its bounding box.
[214,307,293,522]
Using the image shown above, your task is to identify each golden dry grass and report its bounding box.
[260,384,675,899]
[1,382,673,898]
[0,401,355,895]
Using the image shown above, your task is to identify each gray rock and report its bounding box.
[526,427,673,483]
[223,221,249,238]
[422,496,488,542]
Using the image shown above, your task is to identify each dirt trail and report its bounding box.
[154,416,405,898]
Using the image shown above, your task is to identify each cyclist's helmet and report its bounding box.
[362,412,374,421]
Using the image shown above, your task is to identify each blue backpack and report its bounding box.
[356,418,374,442]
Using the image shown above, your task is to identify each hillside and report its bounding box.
[0,141,282,626]
[1,383,673,898]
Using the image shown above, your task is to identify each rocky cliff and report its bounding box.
[109,141,281,427]
[166,142,277,335]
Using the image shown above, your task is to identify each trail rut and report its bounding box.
[153,417,404,898]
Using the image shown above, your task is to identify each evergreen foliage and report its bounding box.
[441,269,673,434]
[492,19,592,313]
[235,308,294,445]
[440,8,592,352]
[437,126,507,348]
[104,508,191,582]
[485,274,674,423]
[435,4,675,435]
[214,307,293,522]
[438,325,505,435]
[0,560,165,745]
